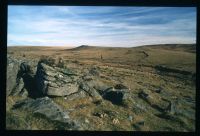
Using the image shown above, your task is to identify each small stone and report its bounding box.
[138,90,149,99]
[85,118,89,123]
[128,115,133,122]
[112,118,120,124]
[155,88,162,93]
[59,74,63,78]
[100,113,107,118]
[137,120,145,126]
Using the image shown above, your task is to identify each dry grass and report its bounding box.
[7,44,196,131]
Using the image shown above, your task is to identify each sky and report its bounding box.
[8,6,196,47]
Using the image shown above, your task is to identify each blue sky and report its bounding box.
[8,6,196,47]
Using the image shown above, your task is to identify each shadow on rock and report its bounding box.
[13,62,44,99]
[22,74,43,98]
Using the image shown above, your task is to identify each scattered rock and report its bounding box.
[79,82,102,100]
[101,84,130,105]
[155,88,162,93]
[85,118,89,124]
[138,90,171,112]
[89,67,100,76]
[183,96,195,104]
[177,109,195,120]
[82,75,93,81]
[12,97,82,130]
[161,98,178,114]
[132,120,145,130]
[63,90,87,101]
[155,112,175,120]
[132,102,147,114]
[102,110,117,118]
[114,84,128,89]
[155,65,194,81]
[112,118,120,124]
[128,115,133,122]
[138,90,149,100]
[93,100,102,105]
[140,51,149,57]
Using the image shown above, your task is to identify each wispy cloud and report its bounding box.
[8,6,196,47]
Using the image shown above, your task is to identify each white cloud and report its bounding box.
[8,6,196,47]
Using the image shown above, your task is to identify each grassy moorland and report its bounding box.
[6,44,196,131]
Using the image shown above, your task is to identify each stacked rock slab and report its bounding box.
[35,62,80,97]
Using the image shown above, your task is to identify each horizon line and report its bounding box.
[7,43,196,48]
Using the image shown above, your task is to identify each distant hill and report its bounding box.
[68,45,93,51]
[136,44,196,53]
[67,44,196,53]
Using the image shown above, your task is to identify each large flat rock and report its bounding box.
[12,97,82,130]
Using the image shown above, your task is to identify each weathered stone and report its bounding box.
[20,62,31,74]
[36,62,80,97]
[7,57,21,96]
[162,98,178,115]
[79,82,102,100]
[114,84,128,89]
[48,81,59,88]
[128,115,133,122]
[138,90,171,112]
[155,88,162,93]
[10,78,24,96]
[138,90,149,100]
[132,120,145,130]
[132,101,148,114]
[47,83,79,97]
[7,56,38,98]
[64,91,87,101]
[12,97,82,130]
[18,88,29,97]
[102,86,130,105]
[89,67,100,76]
[43,75,56,81]
[82,75,93,81]
[59,67,76,76]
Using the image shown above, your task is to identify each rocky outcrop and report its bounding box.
[35,62,80,97]
[7,56,37,97]
[7,56,21,96]
[12,97,82,130]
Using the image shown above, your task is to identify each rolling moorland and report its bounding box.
[6,44,196,131]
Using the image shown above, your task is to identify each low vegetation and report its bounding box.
[6,44,196,131]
